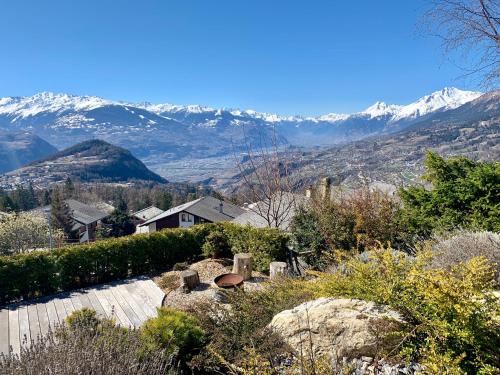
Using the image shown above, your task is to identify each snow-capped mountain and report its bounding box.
[0,87,485,179]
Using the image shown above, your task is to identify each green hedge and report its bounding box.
[0,223,289,305]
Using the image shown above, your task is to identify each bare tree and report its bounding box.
[233,126,305,229]
[424,0,499,87]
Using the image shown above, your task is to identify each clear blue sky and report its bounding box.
[0,0,476,115]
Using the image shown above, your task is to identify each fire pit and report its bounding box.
[214,273,244,289]
[213,273,244,303]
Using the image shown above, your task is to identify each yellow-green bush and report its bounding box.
[140,307,205,361]
[301,247,499,374]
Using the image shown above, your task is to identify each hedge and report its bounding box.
[0,223,289,305]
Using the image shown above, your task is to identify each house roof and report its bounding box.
[140,196,245,226]
[34,199,111,226]
[132,206,165,221]
[65,199,110,225]
[232,192,309,231]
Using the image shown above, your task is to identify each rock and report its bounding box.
[269,298,404,360]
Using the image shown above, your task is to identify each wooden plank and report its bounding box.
[100,287,133,327]
[115,284,149,324]
[136,278,165,306]
[53,298,68,323]
[86,290,106,318]
[70,293,84,311]
[110,285,142,327]
[93,287,116,320]
[36,302,50,337]
[45,300,60,329]
[27,304,41,342]
[8,307,20,356]
[125,282,158,318]
[77,292,94,311]
[18,305,31,349]
[62,295,76,315]
[0,308,10,355]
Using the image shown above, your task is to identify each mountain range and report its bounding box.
[217,90,500,193]
[0,87,494,184]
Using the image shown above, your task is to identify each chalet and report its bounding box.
[232,192,309,231]
[66,199,112,242]
[137,196,245,233]
[132,206,165,234]
[34,199,112,243]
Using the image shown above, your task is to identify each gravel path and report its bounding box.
[153,259,268,310]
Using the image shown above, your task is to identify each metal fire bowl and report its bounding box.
[214,273,244,289]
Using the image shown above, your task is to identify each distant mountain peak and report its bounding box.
[361,101,402,118]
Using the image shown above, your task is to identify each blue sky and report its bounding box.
[0,0,476,115]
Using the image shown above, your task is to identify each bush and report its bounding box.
[291,187,404,267]
[140,308,205,362]
[0,315,174,374]
[0,223,289,304]
[202,229,232,259]
[431,231,500,282]
[221,223,290,271]
[300,247,500,374]
[398,151,500,239]
[188,279,312,372]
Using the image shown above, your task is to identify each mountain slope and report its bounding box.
[0,131,58,173]
[0,140,167,188]
[217,91,499,192]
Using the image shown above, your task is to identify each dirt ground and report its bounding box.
[153,258,268,310]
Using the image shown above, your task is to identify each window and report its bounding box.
[181,213,186,222]
[187,214,193,222]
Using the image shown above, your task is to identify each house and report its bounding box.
[65,199,112,243]
[132,206,165,234]
[137,196,245,233]
[34,199,112,243]
[232,192,309,231]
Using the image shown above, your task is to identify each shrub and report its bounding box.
[291,187,404,267]
[202,229,232,259]
[0,318,174,374]
[172,262,189,271]
[431,230,500,282]
[398,151,500,239]
[300,247,500,374]
[188,279,312,372]
[0,212,65,255]
[222,223,289,271]
[140,308,205,361]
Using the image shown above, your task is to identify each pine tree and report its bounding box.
[51,191,76,239]
[64,177,75,198]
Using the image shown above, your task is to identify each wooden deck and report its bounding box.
[0,277,165,356]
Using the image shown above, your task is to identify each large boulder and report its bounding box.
[269,298,404,359]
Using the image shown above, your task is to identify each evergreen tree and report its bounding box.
[0,193,17,212]
[51,191,76,239]
[155,191,172,211]
[64,177,75,198]
[106,210,135,237]
[398,151,500,237]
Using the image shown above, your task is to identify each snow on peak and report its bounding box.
[361,101,401,119]
[0,92,111,118]
[391,87,482,122]
[316,113,350,122]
